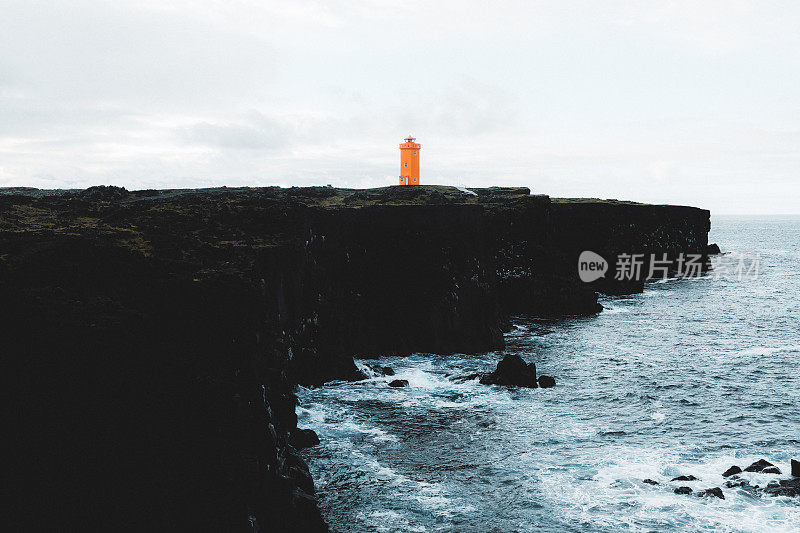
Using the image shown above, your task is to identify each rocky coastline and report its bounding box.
[1,185,713,531]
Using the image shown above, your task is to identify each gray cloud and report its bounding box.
[181,113,292,150]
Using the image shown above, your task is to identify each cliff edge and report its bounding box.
[0,185,710,531]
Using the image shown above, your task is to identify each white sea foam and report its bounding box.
[602,306,630,314]
[539,448,800,533]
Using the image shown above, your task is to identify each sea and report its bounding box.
[297,215,800,532]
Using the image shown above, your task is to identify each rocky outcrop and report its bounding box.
[546,201,711,295]
[719,461,799,499]
[368,365,395,376]
[793,459,800,477]
[744,459,775,473]
[722,465,742,477]
[538,375,556,388]
[763,478,800,497]
[290,429,321,450]
[697,487,725,499]
[479,354,538,388]
[0,185,713,530]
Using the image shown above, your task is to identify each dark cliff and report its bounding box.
[0,185,710,531]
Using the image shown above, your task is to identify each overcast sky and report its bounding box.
[1,1,798,213]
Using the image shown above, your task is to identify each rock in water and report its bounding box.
[642,479,659,485]
[706,243,721,255]
[792,459,800,477]
[763,478,800,497]
[450,372,482,383]
[479,354,538,388]
[761,466,782,474]
[674,487,693,495]
[744,459,774,472]
[697,487,725,499]
[388,379,409,387]
[724,479,750,489]
[538,375,556,388]
[722,465,742,477]
[368,364,395,376]
[290,429,320,450]
[671,475,698,481]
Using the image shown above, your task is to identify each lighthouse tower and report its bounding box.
[398,136,420,185]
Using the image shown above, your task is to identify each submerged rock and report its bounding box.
[674,486,693,495]
[538,375,556,388]
[724,478,749,489]
[479,354,538,388]
[671,475,698,482]
[388,379,409,388]
[697,487,725,499]
[763,478,800,497]
[642,478,659,485]
[744,459,774,472]
[792,459,800,477]
[722,465,742,477]
[368,364,395,376]
[450,372,482,383]
[290,429,320,450]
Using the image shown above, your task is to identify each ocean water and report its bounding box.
[297,216,800,532]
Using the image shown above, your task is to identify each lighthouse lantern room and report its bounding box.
[398,136,420,185]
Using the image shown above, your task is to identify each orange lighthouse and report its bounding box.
[398,136,420,185]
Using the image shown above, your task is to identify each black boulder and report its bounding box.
[289,428,320,450]
[744,459,774,472]
[479,354,538,388]
[538,375,556,388]
[697,487,724,499]
[722,465,741,478]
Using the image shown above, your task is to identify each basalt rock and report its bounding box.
[761,466,782,475]
[722,465,742,477]
[724,479,749,489]
[450,372,482,383]
[674,487,693,495]
[0,185,713,530]
[642,479,659,485]
[538,375,556,388]
[792,459,800,477]
[744,459,774,472]
[479,354,538,388]
[388,379,409,388]
[763,478,800,497]
[368,365,395,377]
[290,429,321,450]
[697,487,724,499]
[671,475,698,482]
[706,243,721,255]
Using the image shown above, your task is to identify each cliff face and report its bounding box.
[0,185,710,531]
[548,201,711,294]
